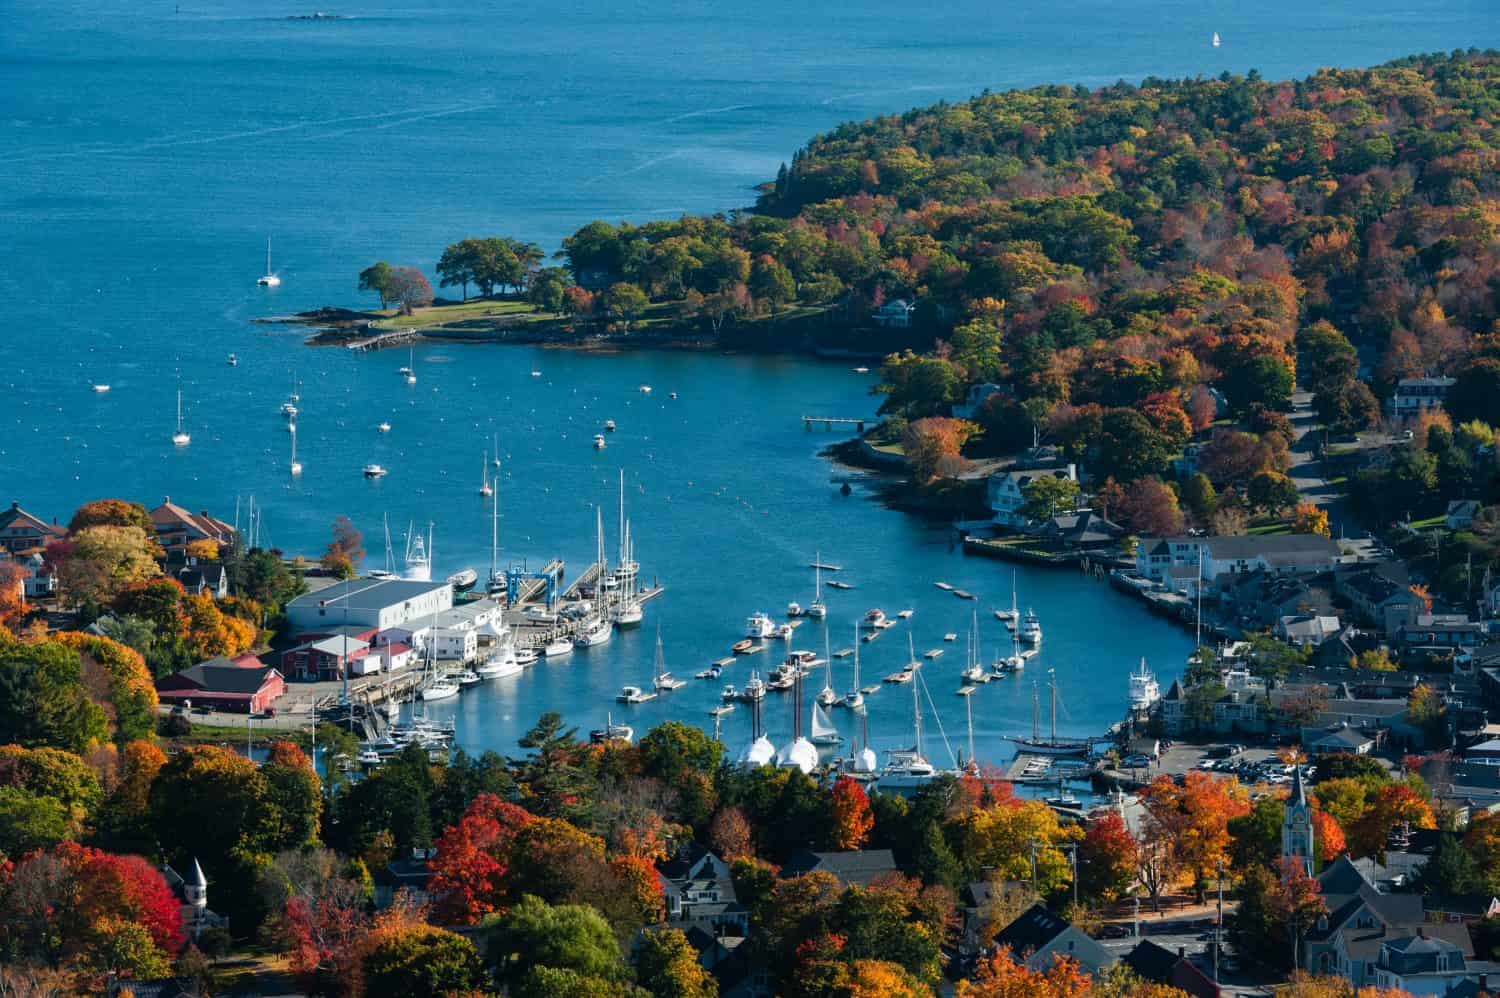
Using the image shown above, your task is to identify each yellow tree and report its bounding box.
[61,525,161,605]
[947,799,1077,895]
[1292,502,1330,537]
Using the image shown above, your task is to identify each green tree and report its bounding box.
[0,639,109,753]
[436,239,481,301]
[529,267,571,313]
[485,895,627,989]
[1019,475,1079,520]
[0,786,73,857]
[604,282,650,329]
[360,926,483,998]
[1247,470,1301,513]
[358,262,395,309]
[749,257,795,316]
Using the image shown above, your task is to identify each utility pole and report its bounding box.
[246,714,253,759]
[1214,860,1223,983]
[1028,839,1038,896]
[1066,842,1079,909]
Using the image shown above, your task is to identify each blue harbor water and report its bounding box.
[4,0,1496,762]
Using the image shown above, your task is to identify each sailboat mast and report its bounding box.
[824,628,832,691]
[852,623,860,689]
[1050,669,1058,745]
[1032,683,1040,741]
[966,693,975,770]
[912,662,923,757]
[489,479,499,587]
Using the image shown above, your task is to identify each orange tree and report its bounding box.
[1140,772,1249,902]
[957,947,1091,998]
[830,776,875,850]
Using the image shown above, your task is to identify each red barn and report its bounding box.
[156,656,285,714]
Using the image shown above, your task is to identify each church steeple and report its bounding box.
[1282,764,1315,876]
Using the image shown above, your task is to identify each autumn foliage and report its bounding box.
[829,776,875,850]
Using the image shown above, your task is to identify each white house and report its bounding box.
[285,579,452,634]
[872,299,916,329]
[429,599,503,663]
[1387,376,1455,416]
[1136,535,1342,589]
[986,461,1078,529]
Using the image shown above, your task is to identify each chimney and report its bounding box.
[1417,926,1425,938]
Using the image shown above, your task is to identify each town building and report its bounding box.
[659,844,748,939]
[1337,565,1419,639]
[177,561,229,598]
[871,298,916,328]
[953,382,1006,420]
[0,501,64,555]
[161,859,227,938]
[986,452,1079,529]
[284,578,452,633]
[148,498,236,556]
[1277,614,1344,647]
[990,903,1115,977]
[1136,535,1342,589]
[1120,940,1220,998]
[1399,614,1490,653]
[155,657,285,714]
[1447,500,1483,531]
[779,849,898,888]
[1387,376,1455,416]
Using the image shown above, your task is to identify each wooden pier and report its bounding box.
[803,415,868,431]
[344,326,421,351]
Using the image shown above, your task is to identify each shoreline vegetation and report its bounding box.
[291,51,1500,541]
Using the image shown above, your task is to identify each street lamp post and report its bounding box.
[1214,860,1223,983]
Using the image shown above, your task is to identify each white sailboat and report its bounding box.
[289,423,302,476]
[810,702,841,746]
[171,390,190,446]
[807,553,827,619]
[576,508,614,647]
[960,609,986,685]
[878,663,937,791]
[739,690,775,767]
[816,628,837,707]
[256,237,281,287]
[841,622,865,709]
[591,712,633,744]
[652,628,685,691]
[613,472,643,628]
[492,434,502,468]
[994,572,1019,622]
[1211,30,1221,47]
[404,347,417,385]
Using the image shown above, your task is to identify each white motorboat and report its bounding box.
[363,464,387,478]
[774,623,794,641]
[171,390,191,447]
[447,568,478,591]
[697,664,722,680]
[575,617,613,647]
[721,684,738,701]
[402,523,432,581]
[476,647,522,679]
[604,419,616,432]
[457,669,482,687]
[378,421,391,433]
[420,675,460,701]
[280,400,298,418]
[515,648,538,667]
[638,384,652,394]
[616,684,656,704]
[741,672,766,701]
[543,639,574,658]
[1018,608,1042,644]
[92,384,110,393]
[227,353,238,366]
[357,748,382,766]
[787,601,803,618]
[1129,658,1161,711]
[861,608,887,630]
[745,612,776,639]
[256,238,281,287]
[593,434,607,449]
[531,369,542,377]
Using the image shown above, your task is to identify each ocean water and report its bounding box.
[3,0,1495,761]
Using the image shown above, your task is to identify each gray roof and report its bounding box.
[1313,727,1374,749]
[286,578,447,613]
[1198,534,1341,561]
[780,849,897,887]
[162,658,278,694]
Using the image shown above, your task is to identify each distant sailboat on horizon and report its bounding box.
[1211,31,1221,47]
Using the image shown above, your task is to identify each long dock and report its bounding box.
[514,585,666,649]
[803,415,869,431]
[344,326,421,351]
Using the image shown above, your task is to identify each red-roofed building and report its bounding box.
[149,497,236,556]
[156,656,285,714]
[0,501,64,555]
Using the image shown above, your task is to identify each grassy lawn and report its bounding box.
[871,441,905,456]
[372,298,549,330]
[1408,514,1446,530]
[1246,520,1291,535]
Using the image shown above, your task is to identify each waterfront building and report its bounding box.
[1135,535,1342,589]
[985,450,1079,529]
[148,497,236,556]
[871,298,916,328]
[155,656,285,713]
[1387,376,1455,416]
[284,578,452,633]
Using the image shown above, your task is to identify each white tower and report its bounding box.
[1281,765,1315,876]
[185,858,208,933]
